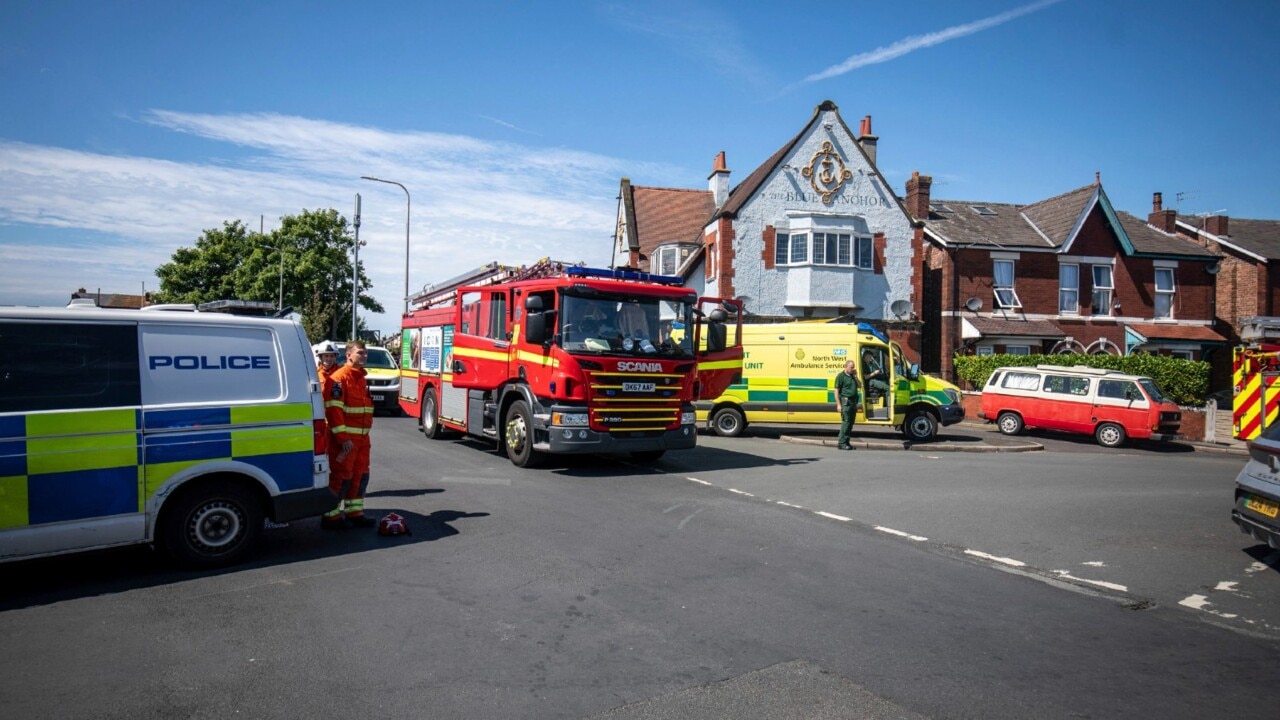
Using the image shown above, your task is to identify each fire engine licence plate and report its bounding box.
[623,382,655,392]
[372,394,384,402]
[1245,494,1280,519]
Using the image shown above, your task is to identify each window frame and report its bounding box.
[1091,264,1114,316]
[1154,266,1176,320]
[993,259,1022,309]
[773,220,870,269]
[1059,263,1079,315]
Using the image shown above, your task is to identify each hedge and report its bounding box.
[952,353,1209,407]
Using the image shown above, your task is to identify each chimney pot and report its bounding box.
[1153,192,1163,213]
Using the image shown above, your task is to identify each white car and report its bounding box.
[1232,422,1280,549]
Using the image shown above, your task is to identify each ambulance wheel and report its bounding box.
[997,411,1024,436]
[710,406,746,437]
[160,479,263,567]
[422,393,445,439]
[903,410,938,442]
[504,399,544,468]
[1095,422,1127,448]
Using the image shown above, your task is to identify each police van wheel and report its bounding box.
[710,406,746,437]
[504,400,544,468]
[422,393,445,440]
[997,411,1024,436]
[1095,422,1127,448]
[903,410,938,442]
[161,480,263,567]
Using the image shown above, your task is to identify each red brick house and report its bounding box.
[1163,204,1280,388]
[910,175,1227,384]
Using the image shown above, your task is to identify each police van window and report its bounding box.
[140,325,282,405]
[0,322,140,413]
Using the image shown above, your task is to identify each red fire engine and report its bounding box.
[1233,317,1280,440]
[397,259,743,467]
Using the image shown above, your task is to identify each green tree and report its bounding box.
[156,208,383,342]
[154,220,252,304]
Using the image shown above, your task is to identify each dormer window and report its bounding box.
[652,243,696,276]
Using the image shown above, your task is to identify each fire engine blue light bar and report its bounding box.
[565,266,685,286]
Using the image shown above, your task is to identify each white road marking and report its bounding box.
[1081,561,1107,567]
[687,477,712,485]
[816,511,851,522]
[1215,581,1240,592]
[678,508,705,530]
[1179,594,1239,619]
[776,501,804,508]
[965,549,1026,567]
[662,503,684,514]
[875,526,927,541]
[728,488,754,496]
[1052,570,1127,592]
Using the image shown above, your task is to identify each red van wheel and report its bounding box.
[1095,422,1126,448]
[997,411,1024,436]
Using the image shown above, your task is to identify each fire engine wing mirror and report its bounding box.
[704,308,728,353]
[525,312,548,345]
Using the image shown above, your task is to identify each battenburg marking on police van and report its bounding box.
[149,355,272,370]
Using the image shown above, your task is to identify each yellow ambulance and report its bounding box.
[695,322,965,442]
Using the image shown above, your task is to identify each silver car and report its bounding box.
[1233,421,1280,549]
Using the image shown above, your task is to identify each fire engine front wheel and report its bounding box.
[504,399,544,468]
[159,479,264,567]
[422,392,445,440]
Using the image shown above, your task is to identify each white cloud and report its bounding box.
[805,0,1065,83]
[0,111,677,331]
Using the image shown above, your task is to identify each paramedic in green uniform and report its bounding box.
[835,360,862,450]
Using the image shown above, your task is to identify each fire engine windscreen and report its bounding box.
[560,294,694,357]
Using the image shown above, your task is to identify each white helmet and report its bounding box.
[313,341,339,356]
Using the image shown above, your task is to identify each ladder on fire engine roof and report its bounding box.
[409,257,583,309]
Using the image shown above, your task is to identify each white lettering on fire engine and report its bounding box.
[617,361,663,372]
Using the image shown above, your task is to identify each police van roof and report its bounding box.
[3,305,296,327]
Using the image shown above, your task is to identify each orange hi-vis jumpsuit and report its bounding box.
[322,363,374,523]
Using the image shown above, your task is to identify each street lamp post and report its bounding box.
[360,175,411,316]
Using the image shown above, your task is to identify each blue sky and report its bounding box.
[2,0,1277,335]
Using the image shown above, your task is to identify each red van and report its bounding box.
[978,365,1182,447]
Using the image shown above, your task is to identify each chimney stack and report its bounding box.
[1148,191,1177,232]
[857,114,878,166]
[905,171,932,221]
[1205,214,1229,236]
[708,151,730,208]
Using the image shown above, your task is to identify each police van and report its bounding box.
[0,304,333,566]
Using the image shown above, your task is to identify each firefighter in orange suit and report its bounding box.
[321,341,377,529]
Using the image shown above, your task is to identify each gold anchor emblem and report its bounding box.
[801,140,853,205]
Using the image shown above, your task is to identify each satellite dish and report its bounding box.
[890,299,913,318]
[1206,263,1220,275]
[965,297,983,312]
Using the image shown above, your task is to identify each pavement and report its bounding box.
[778,420,1251,455]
